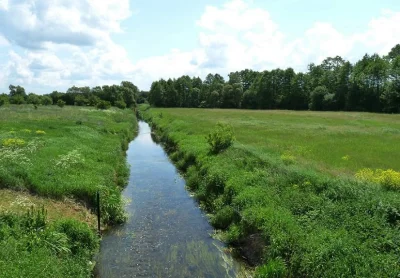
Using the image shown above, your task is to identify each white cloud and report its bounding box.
[1,0,400,93]
[355,10,400,55]
[0,34,8,46]
[0,0,135,92]
[0,0,130,49]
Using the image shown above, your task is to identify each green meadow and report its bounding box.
[141,106,400,278]
[0,105,137,277]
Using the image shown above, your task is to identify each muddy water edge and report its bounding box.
[95,121,246,277]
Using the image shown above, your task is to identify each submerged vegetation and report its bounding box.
[141,106,400,277]
[0,105,137,277]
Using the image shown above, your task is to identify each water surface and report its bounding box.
[95,121,241,277]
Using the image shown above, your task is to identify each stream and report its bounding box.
[95,121,242,277]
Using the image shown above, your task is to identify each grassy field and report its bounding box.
[0,105,137,277]
[141,106,400,278]
[146,108,400,175]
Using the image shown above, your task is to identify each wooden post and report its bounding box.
[97,191,101,236]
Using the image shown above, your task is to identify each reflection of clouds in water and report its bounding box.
[134,134,154,145]
[133,121,155,146]
[138,121,151,133]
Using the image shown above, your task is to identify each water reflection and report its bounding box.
[95,121,241,277]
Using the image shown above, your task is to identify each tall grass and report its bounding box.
[0,207,99,278]
[0,105,137,277]
[0,105,137,224]
[141,106,400,277]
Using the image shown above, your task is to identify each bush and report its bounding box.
[211,206,237,229]
[114,100,127,109]
[41,96,53,105]
[96,100,111,110]
[0,94,9,106]
[206,122,234,154]
[10,95,26,105]
[57,99,66,108]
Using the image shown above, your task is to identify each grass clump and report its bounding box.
[0,207,98,278]
[206,122,234,154]
[255,258,287,278]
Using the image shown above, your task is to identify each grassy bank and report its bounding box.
[0,105,137,277]
[141,106,400,278]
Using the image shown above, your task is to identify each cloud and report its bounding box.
[0,0,135,92]
[0,34,8,46]
[1,0,400,93]
[355,10,400,55]
[0,0,130,49]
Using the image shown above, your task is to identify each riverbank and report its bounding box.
[0,105,137,277]
[140,105,400,278]
[96,121,247,278]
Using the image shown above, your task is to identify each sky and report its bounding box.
[0,0,400,94]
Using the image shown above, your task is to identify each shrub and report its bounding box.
[211,206,237,229]
[206,122,234,154]
[10,95,26,105]
[0,94,9,106]
[41,96,53,105]
[114,100,127,109]
[96,100,111,110]
[57,99,66,108]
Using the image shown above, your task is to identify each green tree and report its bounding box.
[309,86,329,111]
[121,81,138,107]
[352,54,389,112]
[74,95,89,106]
[0,93,9,106]
[27,93,41,105]
[57,99,66,108]
[221,83,242,108]
[9,85,26,98]
[381,56,400,112]
[10,95,26,104]
[149,81,164,107]
[41,96,53,105]
[114,100,127,109]
[241,89,258,109]
[388,44,400,60]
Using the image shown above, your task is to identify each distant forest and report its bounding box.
[1,44,400,113]
[148,44,400,113]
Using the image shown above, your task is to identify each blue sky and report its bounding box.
[0,0,400,93]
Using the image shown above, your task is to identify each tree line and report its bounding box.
[1,44,399,113]
[0,81,141,109]
[148,44,400,113]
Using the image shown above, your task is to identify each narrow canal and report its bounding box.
[95,121,242,277]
